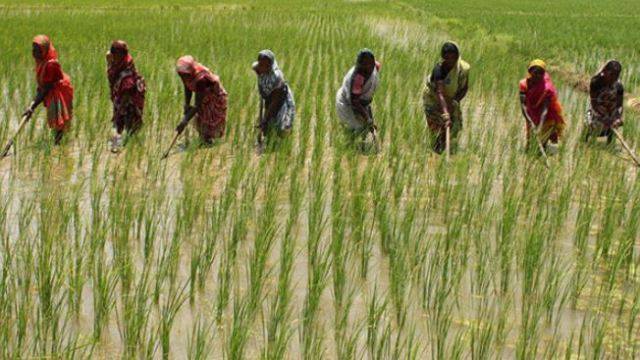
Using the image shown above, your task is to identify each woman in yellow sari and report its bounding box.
[423,42,470,154]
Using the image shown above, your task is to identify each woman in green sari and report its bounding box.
[423,42,470,154]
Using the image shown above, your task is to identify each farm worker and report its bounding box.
[422,41,470,154]
[583,60,624,144]
[336,49,381,139]
[519,59,565,153]
[174,55,228,144]
[22,35,74,145]
[253,50,296,148]
[106,40,146,152]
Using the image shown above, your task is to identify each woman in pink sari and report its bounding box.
[106,40,145,151]
[175,55,227,144]
[23,35,74,145]
[519,59,565,153]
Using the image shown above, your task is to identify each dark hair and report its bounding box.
[357,48,375,64]
[441,42,459,58]
[604,60,622,75]
[110,40,128,56]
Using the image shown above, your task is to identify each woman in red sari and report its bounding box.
[106,40,145,151]
[519,59,565,153]
[23,35,74,145]
[174,55,227,144]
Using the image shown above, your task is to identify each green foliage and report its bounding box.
[0,0,638,357]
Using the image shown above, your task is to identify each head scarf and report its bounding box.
[356,48,375,65]
[253,49,280,74]
[527,59,547,78]
[441,41,460,58]
[176,55,212,91]
[596,59,622,78]
[176,55,197,76]
[32,35,58,68]
[107,40,134,83]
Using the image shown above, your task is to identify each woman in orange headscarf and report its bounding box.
[174,55,227,144]
[106,40,145,151]
[519,59,565,153]
[23,35,74,145]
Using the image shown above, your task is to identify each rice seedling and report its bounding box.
[0,0,639,357]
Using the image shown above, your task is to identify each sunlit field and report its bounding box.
[1,0,640,358]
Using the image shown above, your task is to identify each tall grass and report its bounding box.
[0,0,638,358]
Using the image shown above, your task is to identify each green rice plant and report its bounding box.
[262,163,303,360]
[187,315,214,360]
[158,281,188,360]
[116,263,154,358]
[92,256,117,341]
[0,0,639,357]
[366,286,391,360]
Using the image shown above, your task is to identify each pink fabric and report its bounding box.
[351,61,382,95]
[519,73,563,126]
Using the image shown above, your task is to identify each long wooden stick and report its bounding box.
[445,125,451,160]
[523,113,550,168]
[257,98,265,147]
[2,114,31,158]
[612,128,640,167]
[161,131,181,160]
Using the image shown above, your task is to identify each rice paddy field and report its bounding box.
[2,0,640,358]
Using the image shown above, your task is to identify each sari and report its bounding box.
[422,54,470,127]
[33,35,74,131]
[422,42,470,152]
[519,62,565,143]
[586,60,624,130]
[254,50,295,131]
[336,61,381,131]
[176,56,228,141]
[107,40,145,133]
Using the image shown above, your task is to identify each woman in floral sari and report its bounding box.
[106,40,145,151]
[519,59,565,153]
[23,35,74,145]
[175,55,228,144]
[583,60,624,144]
[253,50,295,149]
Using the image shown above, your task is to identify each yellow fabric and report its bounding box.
[422,59,470,112]
[443,60,470,99]
[527,59,547,78]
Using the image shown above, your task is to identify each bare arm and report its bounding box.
[436,81,450,124]
[23,83,53,117]
[176,90,202,133]
[519,92,532,124]
[350,93,372,126]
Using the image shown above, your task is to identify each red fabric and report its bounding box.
[33,35,73,130]
[180,63,227,140]
[352,74,365,95]
[519,73,563,126]
[108,50,145,132]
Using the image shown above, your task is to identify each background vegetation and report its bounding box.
[0,0,639,358]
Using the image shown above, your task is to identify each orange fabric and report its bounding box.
[525,118,564,143]
[33,35,73,130]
